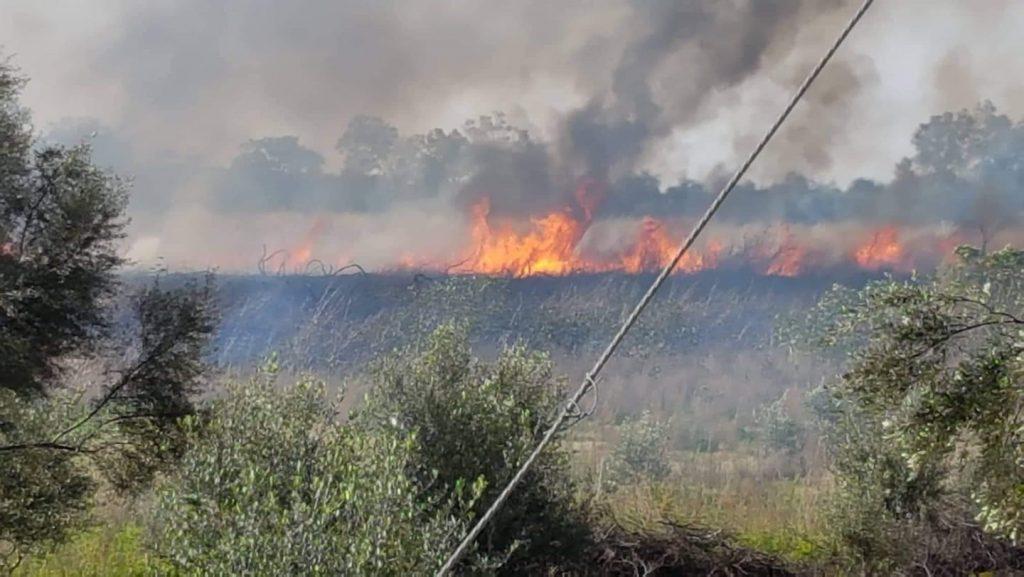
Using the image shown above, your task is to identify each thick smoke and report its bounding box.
[560,0,815,180]
[6,0,1024,270]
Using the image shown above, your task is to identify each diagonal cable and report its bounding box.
[435,1,877,574]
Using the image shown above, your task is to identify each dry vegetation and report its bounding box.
[10,271,842,575]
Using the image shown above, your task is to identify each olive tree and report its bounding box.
[0,59,216,569]
[794,246,1024,573]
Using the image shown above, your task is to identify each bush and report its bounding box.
[754,392,805,456]
[793,247,1024,573]
[152,366,468,576]
[358,324,591,574]
[605,410,671,487]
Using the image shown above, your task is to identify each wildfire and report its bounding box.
[853,226,907,271]
[289,218,328,267]
[443,180,927,278]
[456,194,725,277]
[621,217,675,273]
[620,217,720,274]
[269,182,948,278]
[464,197,588,276]
[453,203,922,278]
[763,231,809,277]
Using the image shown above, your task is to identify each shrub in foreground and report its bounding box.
[358,324,592,573]
[152,367,468,576]
[795,246,1024,574]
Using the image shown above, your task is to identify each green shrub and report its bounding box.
[358,324,591,574]
[605,410,671,487]
[1,390,94,572]
[793,247,1024,573]
[151,367,468,576]
[754,392,805,455]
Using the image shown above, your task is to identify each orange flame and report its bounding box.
[277,186,962,278]
[620,217,719,274]
[621,217,674,273]
[456,195,724,277]
[853,226,907,271]
[464,197,588,276]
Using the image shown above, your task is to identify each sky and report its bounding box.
[2,1,1022,270]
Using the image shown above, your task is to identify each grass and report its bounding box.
[14,524,160,577]
[572,424,835,567]
[600,475,833,563]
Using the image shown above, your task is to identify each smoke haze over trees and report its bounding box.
[3,1,1024,270]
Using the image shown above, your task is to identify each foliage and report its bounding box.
[90,276,218,492]
[808,383,947,573]
[0,59,218,566]
[586,521,796,577]
[795,246,1024,572]
[358,324,591,574]
[0,89,127,397]
[605,410,672,487]
[591,483,804,576]
[0,390,94,572]
[152,368,468,576]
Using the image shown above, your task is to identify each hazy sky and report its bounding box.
[2,1,1021,269]
[4,1,1022,181]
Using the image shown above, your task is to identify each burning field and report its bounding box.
[111,101,1021,281]
[260,177,973,280]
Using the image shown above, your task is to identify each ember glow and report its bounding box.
[852,226,909,271]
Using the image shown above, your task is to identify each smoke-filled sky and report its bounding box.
[2,1,1023,271]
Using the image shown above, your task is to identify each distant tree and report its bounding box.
[909,101,1014,178]
[217,136,329,212]
[389,127,468,198]
[0,59,216,569]
[754,392,805,456]
[462,113,529,146]
[337,115,398,176]
[896,102,1024,239]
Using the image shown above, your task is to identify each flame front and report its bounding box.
[444,192,928,278]
[273,185,945,278]
[464,197,588,276]
[457,196,724,277]
[763,230,809,277]
[620,217,721,274]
